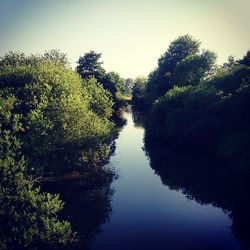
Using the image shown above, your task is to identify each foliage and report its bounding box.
[143,36,250,169]
[0,52,114,175]
[0,95,76,249]
[43,49,70,68]
[105,71,126,95]
[132,76,147,109]
[222,56,237,70]
[238,50,250,67]
[76,50,106,83]
[0,50,70,69]
[145,35,216,105]
[83,77,114,118]
[76,51,128,112]
[146,85,220,143]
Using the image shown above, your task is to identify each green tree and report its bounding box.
[145,49,250,169]
[76,51,106,83]
[105,71,126,95]
[0,95,76,249]
[43,49,70,68]
[0,53,114,175]
[0,51,41,68]
[83,77,114,119]
[172,50,216,86]
[132,77,147,109]
[145,35,216,105]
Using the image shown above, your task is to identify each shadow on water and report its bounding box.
[143,134,250,249]
[42,167,117,249]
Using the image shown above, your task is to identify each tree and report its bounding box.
[238,50,250,66]
[223,56,237,70]
[145,48,250,169]
[0,52,114,175]
[43,49,70,68]
[145,35,216,105]
[158,34,201,77]
[132,77,147,109]
[0,51,41,68]
[172,50,216,86]
[0,95,76,249]
[83,77,114,119]
[105,71,126,95]
[76,51,106,83]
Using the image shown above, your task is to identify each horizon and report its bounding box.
[0,0,249,78]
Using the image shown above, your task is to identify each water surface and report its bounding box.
[90,111,241,250]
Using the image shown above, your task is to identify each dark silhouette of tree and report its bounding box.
[76,51,106,83]
[238,50,250,66]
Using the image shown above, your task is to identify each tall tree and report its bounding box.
[145,35,216,105]
[76,51,106,83]
[0,95,76,249]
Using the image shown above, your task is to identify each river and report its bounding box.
[88,110,242,250]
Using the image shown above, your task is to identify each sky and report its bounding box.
[0,0,249,78]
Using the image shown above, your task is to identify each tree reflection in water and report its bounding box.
[43,167,117,249]
[143,135,250,249]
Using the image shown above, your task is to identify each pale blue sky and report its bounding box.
[0,0,249,78]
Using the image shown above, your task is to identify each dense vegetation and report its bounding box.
[131,77,147,110]
[0,95,76,249]
[0,50,126,249]
[76,51,132,111]
[0,51,115,175]
[136,35,250,170]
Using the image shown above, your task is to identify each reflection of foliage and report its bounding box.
[132,109,146,128]
[43,167,116,249]
[0,96,76,250]
[144,136,250,249]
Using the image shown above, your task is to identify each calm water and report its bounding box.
[89,111,242,250]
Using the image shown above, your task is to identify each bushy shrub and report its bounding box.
[0,53,114,175]
[0,96,76,249]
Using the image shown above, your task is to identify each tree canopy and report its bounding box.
[141,36,250,169]
[76,51,106,83]
[0,52,114,175]
[145,35,216,105]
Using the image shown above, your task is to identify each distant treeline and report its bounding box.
[132,35,250,170]
[0,50,129,249]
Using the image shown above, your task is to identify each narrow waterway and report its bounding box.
[90,110,241,250]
